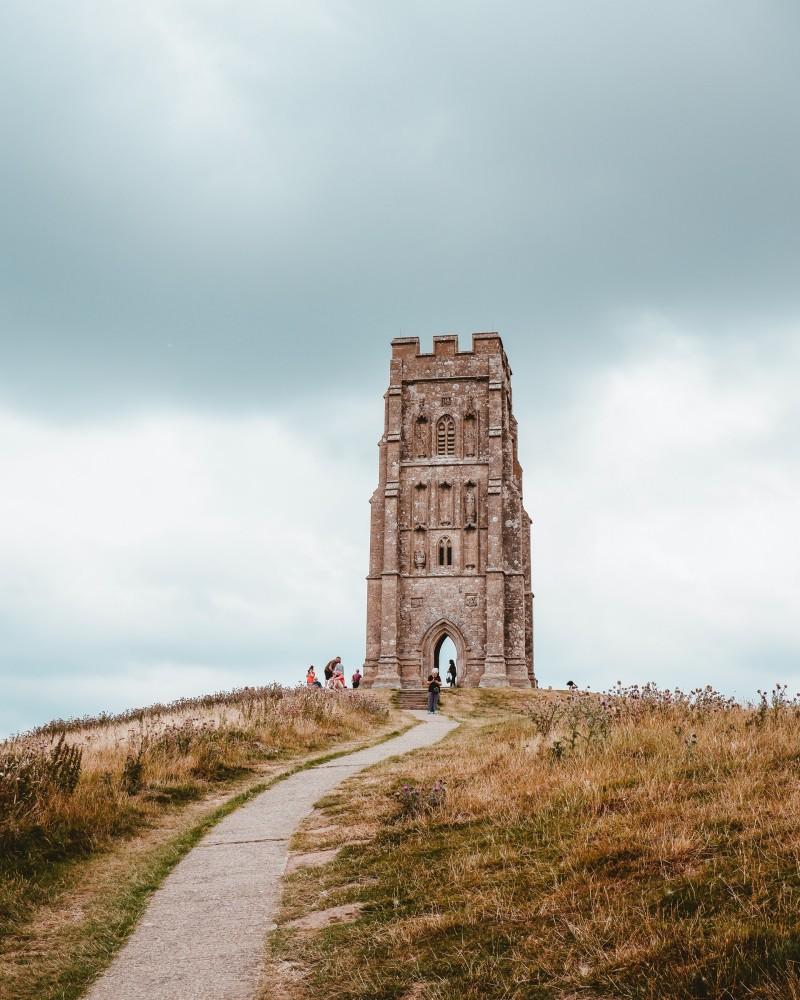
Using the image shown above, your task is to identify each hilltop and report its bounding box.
[266,684,800,1000]
[3,683,799,1000]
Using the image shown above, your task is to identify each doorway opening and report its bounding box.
[420,619,466,688]
[435,634,458,687]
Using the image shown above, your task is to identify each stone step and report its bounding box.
[395,689,439,710]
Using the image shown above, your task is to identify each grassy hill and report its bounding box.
[0,684,394,1000]
[4,682,798,1000]
[266,684,800,1000]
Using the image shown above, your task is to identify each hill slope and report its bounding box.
[0,685,395,1000]
[266,685,800,1000]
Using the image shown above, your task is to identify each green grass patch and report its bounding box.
[1,718,413,1000]
[266,691,800,1000]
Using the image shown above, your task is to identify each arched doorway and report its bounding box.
[435,634,458,687]
[419,619,467,686]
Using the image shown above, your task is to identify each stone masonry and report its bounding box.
[363,333,535,689]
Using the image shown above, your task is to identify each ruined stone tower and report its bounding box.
[363,333,534,689]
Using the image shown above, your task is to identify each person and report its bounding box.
[351,668,362,689]
[427,672,441,714]
[446,659,457,688]
[306,665,317,686]
[324,656,341,684]
[333,668,346,690]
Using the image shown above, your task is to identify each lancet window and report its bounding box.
[438,535,453,567]
[436,415,455,456]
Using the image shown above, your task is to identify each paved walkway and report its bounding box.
[84,711,458,1000]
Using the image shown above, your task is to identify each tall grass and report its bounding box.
[0,685,388,934]
[270,684,800,1000]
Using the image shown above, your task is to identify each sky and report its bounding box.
[1,1,799,734]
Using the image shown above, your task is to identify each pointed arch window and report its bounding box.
[436,415,455,456]
[438,535,453,567]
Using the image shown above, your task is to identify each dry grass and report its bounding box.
[267,684,800,1000]
[0,685,389,941]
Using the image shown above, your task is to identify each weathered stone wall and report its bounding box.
[363,333,534,688]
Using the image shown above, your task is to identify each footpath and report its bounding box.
[84,710,458,1000]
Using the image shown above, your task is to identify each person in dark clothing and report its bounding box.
[427,673,441,714]
[351,668,362,689]
[324,656,341,684]
[446,659,457,687]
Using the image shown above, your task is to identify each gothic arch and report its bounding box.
[436,414,455,456]
[419,617,467,682]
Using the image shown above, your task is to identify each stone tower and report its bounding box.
[363,333,534,689]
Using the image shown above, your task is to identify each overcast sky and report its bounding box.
[2,1,799,734]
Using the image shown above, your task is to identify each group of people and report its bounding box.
[306,655,458,707]
[305,656,362,691]
[426,658,458,712]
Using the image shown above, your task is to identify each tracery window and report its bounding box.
[438,535,453,567]
[436,415,455,456]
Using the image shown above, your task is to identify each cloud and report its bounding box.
[3,324,798,733]
[1,3,798,730]
[1,1,799,414]
[527,326,800,696]
[0,408,375,733]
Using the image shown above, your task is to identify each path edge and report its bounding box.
[50,718,418,1000]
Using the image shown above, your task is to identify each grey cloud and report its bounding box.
[1,1,799,416]
[2,3,800,732]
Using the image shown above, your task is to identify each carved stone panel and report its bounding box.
[464,480,477,527]
[414,413,429,458]
[464,524,478,571]
[463,399,477,458]
[438,481,453,526]
[413,482,427,527]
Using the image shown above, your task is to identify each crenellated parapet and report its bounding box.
[390,333,512,382]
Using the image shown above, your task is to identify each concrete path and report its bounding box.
[84,711,458,1000]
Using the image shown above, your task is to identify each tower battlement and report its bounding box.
[364,334,534,690]
[390,332,512,384]
[391,332,506,360]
